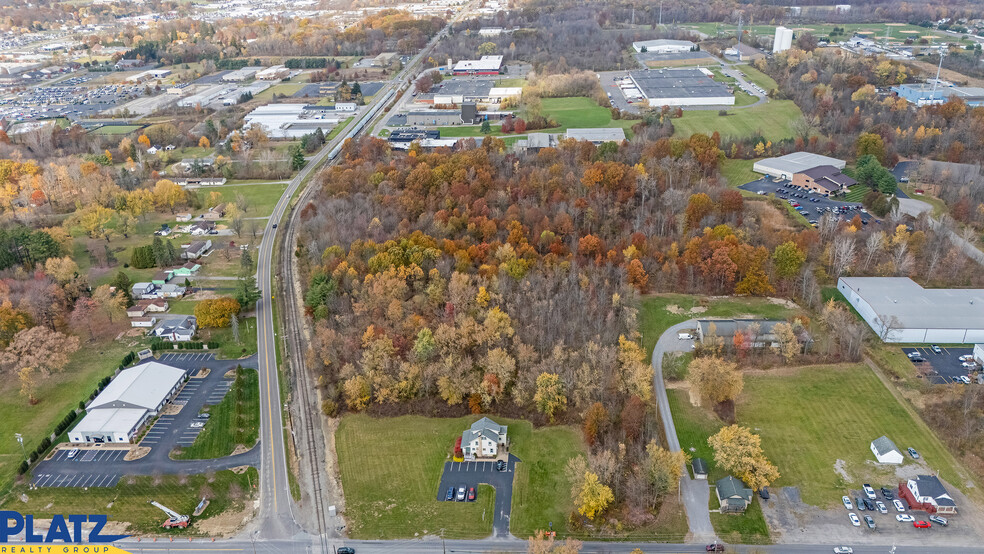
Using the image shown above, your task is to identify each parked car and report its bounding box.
[759,487,770,500]
[705,544,725,552]
[445,487,454,501]
[961,362,977,369]
[678,333,694,340]
[855,497,866,511]
[456,486,466,501]
[913,520,932,528]
[842,496,853,510]
[190,421,204,428]
[198,413,210,419]
[337,548,355,554]
[496,460,507,471]
[67,449,79,459]
[864,515,875,529]
[929,515,948,526]
[896,514,915,522]
[907,447,920,459]
[907,351,920,358]
[467,487,476,501]
[932,345,942,354]
[958,375,972,384]
[959,355,975,361]
[893,499,905,512]
[863,484,876,500]
[875,501,888,514]
[849,513,861,527]
[863,499,875,511]
[910,356,927,363]
[880,487,894,499]
[833,548,853,554]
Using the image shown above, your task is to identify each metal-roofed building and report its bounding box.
[452,55,503,76]
[69,361,187,444]
[631,39,695,54]
[565,128,626,143]
[870,435,903,464]
[627,68,734,107]
[838,277,984,343]
[892,83,984,107]
[753,152,847,180]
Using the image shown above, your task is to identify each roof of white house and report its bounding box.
[72,407,147,435]
[463,417,507,443]
[89,361,186,411]
[839,277,984,330]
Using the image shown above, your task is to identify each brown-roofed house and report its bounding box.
[792,165,858,195]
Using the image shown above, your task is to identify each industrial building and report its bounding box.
[625,68,735,107]
[406,103,479,126]
[177,84,234,108]
[68,361,187,444]
[565,128,625,143]
[244,104,345,139]
[752,152,846,180]
[837,277,984,343]
[773,26,794,53]
[255,65,290,80]
[222,66,262,82]
[891,82,984,107]
[452,55,503,75]
[419,79,522,105]
[631,39,694,54]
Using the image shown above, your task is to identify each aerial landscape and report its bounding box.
[1,0,984,552]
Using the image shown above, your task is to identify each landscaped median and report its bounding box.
[173,367,259,460]
[335,414,586,539]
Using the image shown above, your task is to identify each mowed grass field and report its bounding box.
[195,182,288,218]
[336,414,585,539]
[174,368,259,460]
[90,125,143,135]
[671,365,969,508]
[438,97,635,138]
[719,158,760,187]
[673,100,801,143]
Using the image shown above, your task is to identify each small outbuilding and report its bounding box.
[692,458,708,480]
[870,435,904,464]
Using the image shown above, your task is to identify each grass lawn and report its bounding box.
[0,342,135,494]
[336,414,501,539]
[90,125,142,135]
[638,294,801,362]
[720,158,760,187]
[254,83,306,102]
[737,65,779,91]
[168,299,198,315]
[673,100,801,142]
[492,78,526,87]
[438,97,634,138]
[2,468,257,535]
[194,183,288,218]
[174,368,258,459]
[327,117,354,141]
[508,423,585,538]
[899,183,948,217]
[200,316,259,359]
[709,497,771,545]
[843,184,870,202]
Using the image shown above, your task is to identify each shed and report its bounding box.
[870,435,904,464]
[692,458,708,480]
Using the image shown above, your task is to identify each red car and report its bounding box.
[467,487,476,501]
[913,520,932,528]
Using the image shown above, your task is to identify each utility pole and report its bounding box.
[930,49,946,103]
[658,2,662,27]
[736,13,744,62]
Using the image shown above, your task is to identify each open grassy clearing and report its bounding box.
[336,414,502,539]
[0,341,137,494]
[709,495,770,545]
[200,316,259,358]
[673,100,801,142]
[719,158,760,187]
[174,368,258,459]
[200,182,288,218]
[90,125,142,135]
[2,468,258,535]
[639,294,801,362]
[438,97,635,138]
[671,365,969,508]
[736,65,779,91]
[508,423,585,537]
[253,83,306,102]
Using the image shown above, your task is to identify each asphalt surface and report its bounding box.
[903,346,977,384]
[740,177,876,225]
[436,455,521,537]
[31,354,260,488]
[651,319,715,542]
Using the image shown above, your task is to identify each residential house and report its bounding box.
[114,59,144,70]
[900,475,957,514]
[178,154,217,171]
[153,316,197,342]
[460,417,508,458]
[176,213,193,222]
[126,304,147,318]
[130,316,157,328]
[715,476,754,513]
[146,145,160,155]
[165,144,176,151]
[154,224,171,236]
[870,436,904,464]
[692,458,709,480]
[171,262,200,277]
[791,165,857,195]
[131,282,155,299]
[203,203,226,221]
[135,298,169,313]
[190,222,216,236]
[181,240,212,259]
[157,284,186,298]
[152,270,174,286]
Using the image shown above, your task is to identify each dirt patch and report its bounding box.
[229,465,250,474]
[768,297,800,309]
[690,306,707,314]
[224,369,238,378]
[125,446,151,461]
[193,368,211,379]
[160,403,183,415]
[186,289,223,302]
[666,304,684,314]
[192,499,256,538]
[833,459,851,483]
[666,304,708,316]
[230,444,249,456]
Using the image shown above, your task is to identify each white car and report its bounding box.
[833,548,854,554]
[961,362,978,369]
[863,484,876,500]
[896,514,915,522]
[677,333,694,340]
[66,449,80,459]
[842,496,853,510]
[849,512,861,527]
[876,501,888,514]
[190,421,205,428]
[958,375,972,384]
[893,499,905,512]
[959,354,975,361]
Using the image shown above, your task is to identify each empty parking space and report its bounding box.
[32,471,121,488]
[903,347,977,384]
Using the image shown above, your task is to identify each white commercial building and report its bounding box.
[753,152,846,180]
[626,68,735,107]
[773,26,794,53]
[631,39,694,54]
[69,361,187,444]
[838,277,984,343]
[255,65,290,80]
[222,66,262,82]
[452,55,503,75]
[244,104,343,139]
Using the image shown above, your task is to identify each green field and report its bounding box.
[203,316,259,358]
[709,496,771,545]
[336,414,585,539]
[843,184,870,202]
[174,368,259,459]
[673,100,801,142]
[254,83,306,102]
[738,65,779,92]
[671,365,970,507]
[639,294,801,362]
[438,97,634,138]
[0,342,135,495]
[195,182,288,217]
[2,468,257,535]
[90,125,143,135]
[719,158,760,187]
[679,22,958,44]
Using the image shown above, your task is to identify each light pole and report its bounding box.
[14,433,26,461]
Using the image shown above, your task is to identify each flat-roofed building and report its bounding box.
[627,68,735,107]
[452,55,503,76]
[565,128,626,144]
[792,165,857,194]
[753,152,847,180]
[631,39,694,54]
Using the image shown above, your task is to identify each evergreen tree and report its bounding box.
[480,120,492,134]
[234,275,261,308]
[290,145,306,171]
[240,249,254,274]
[111,271,134,307]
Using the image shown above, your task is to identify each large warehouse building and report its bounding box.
[626,68,735,107]
[753,152,847,180]
[69,361,187,444]
[838,277,984,343]
[631,39,694,54]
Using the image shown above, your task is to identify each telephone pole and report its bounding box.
[736,13,744,62]
[658,2,663,27]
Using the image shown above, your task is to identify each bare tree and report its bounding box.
[863,231,884,270]
[831,235,856,277]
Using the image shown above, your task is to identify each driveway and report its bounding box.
[31,354,260,488]
[651,319,716,543]
[436,454,521,538]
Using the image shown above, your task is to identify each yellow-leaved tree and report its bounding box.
[194,297,241,328]
[686,355,744,406]
[707,424,780,491]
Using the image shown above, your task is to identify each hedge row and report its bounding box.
[150,338,219,351]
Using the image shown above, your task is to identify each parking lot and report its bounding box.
[739,177,877,226]
[903,346,978,384]
[436,455,520,537]
[30,354,259,488]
